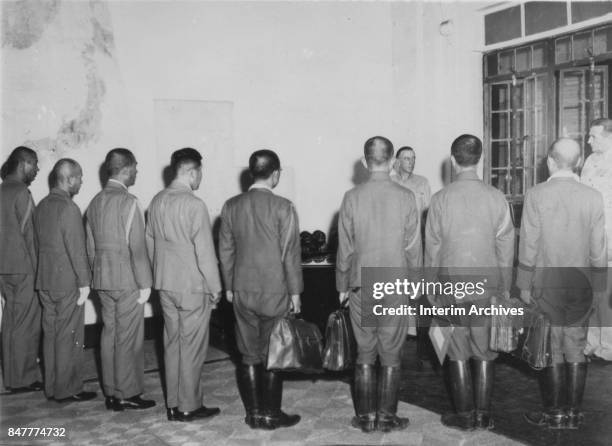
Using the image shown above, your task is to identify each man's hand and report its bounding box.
[339,291,349,306]
[77,286,90,306]
[226,290,234,303]
[137,288,152,305]
[209,292,222,309]
[290,294,301,314]
[519,289,532,305]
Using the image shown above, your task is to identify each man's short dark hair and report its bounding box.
[50,158,80,187]
[0,146,37,180]
[104,148,136,177]
[451,134,482,167]
[171,147,202,174]
[364,136,394,166]
[590,118,612,134]
[396,146,414,158]
[249,150,280,180]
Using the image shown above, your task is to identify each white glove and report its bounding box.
[290,294,301,313]
[226,290,234,303]
[137,288,151,305]
[338,291,349,306]
[77,286,90,306]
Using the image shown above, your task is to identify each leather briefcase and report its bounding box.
[513,304,552,370]
[489,298,520,353]
[267,315,324,374]
[322,308,356,371]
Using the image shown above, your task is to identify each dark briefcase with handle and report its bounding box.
[322,307,356,371]
[512,304,553,370]
[267,315,324,374]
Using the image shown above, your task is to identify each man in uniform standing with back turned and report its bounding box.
[337,136,423,433]
[34,159,96,402]
[86,148,155,411]
[146,148,221,422]
[219,149,302,430]
[426,134,514,431]
[0,146,43,393]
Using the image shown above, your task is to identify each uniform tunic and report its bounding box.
[425,170,514,361]
[219,185,303,365]
[336,171,423,367]
[518,173,607,363]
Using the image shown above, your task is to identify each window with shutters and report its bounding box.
[483,23,612,213]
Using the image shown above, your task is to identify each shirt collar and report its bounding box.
[50,187,70,198]
[249,183,274,192]
[107,178,128,190]
[548,170,580,182]
[455,170,480,181]
[170,178,193,191]
[369,171,391,181]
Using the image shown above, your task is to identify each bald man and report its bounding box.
[0,146,42,393]
[86,148,155,411]
[336,136,422,433]
[581,118,612,361]
[34,159,96,402]
[519,138,607,429]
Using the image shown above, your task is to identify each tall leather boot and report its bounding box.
[566,362,587,429]
[237,364,262,428]
[377,366,409,432]
[260,370,300,429]
[441,360,475,431]
[473,360,494,429]
[524,363,566,429]
[351,364,377,432]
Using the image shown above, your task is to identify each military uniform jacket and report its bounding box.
[336,171,423,292]
[516,174,607,291]
[34,188,91,291]
[219,186,303,295]
[425,170,515,293]
[86,180,152,291]
[146,180,222,294]
[0,178,36,274]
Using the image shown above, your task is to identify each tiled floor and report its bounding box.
[0,350,520,446]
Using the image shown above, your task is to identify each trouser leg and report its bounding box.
[0,274,41,388]
[39,291,57,398]
[177,300,210,412]
[114,290,144,399]
[160,292,179,409]
[54,290,84,399]
[98,291,117,397]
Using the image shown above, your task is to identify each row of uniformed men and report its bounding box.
[1,127,608,433]
[0,146,303,427]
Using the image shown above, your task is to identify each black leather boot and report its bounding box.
[237,364,263,428]
[441,360,475,431]
[351,364,376,432]
[473,360,494,429]
[259,370,300,430]
[566,362,587,429]
[524,363,566,429]
[376,366,409,432]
